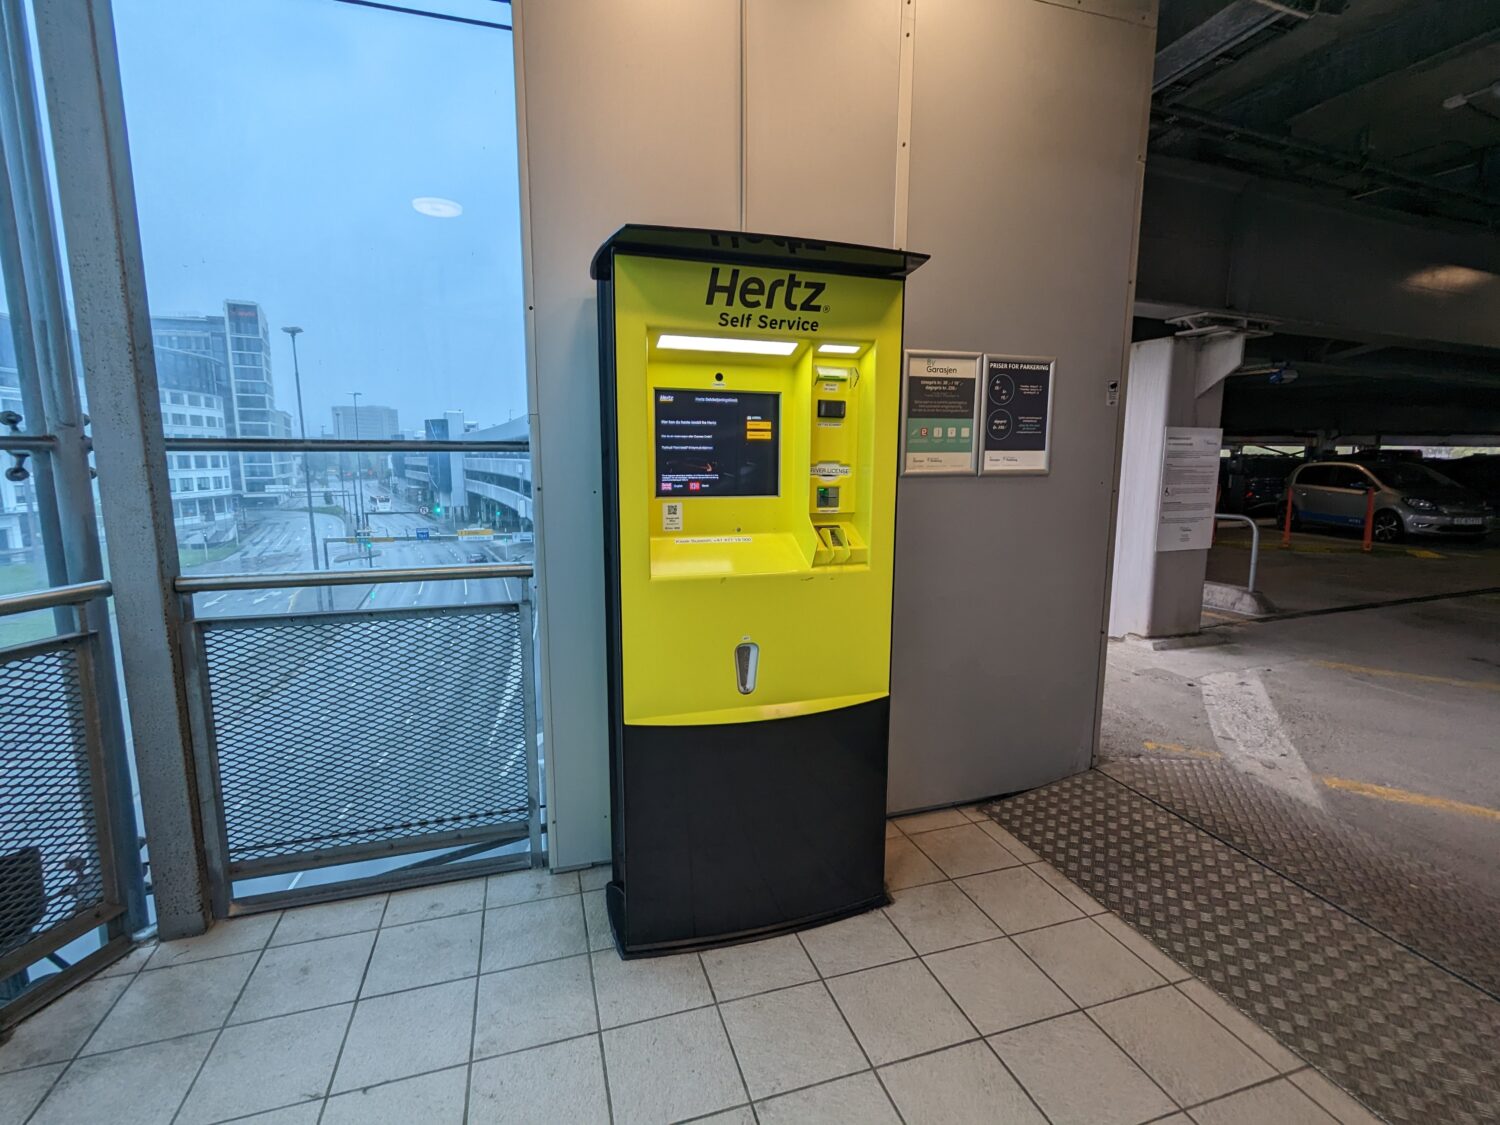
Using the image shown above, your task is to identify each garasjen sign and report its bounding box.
[901,351,980,475]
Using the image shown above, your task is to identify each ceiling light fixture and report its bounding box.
[817,343,861,355]
[1442,80,1500,111]
[657,334,798,356]
[411,196,463,218]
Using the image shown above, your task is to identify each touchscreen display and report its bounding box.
[654,389,779,497]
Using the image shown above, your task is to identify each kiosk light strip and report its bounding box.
[656,333,798,356]
[817,343,861,354]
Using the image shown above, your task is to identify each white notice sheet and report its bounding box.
[1156,427,1223,552]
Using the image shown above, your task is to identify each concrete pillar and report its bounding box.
[1108,334,1245,639]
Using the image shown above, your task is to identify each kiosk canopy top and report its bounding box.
[590,224,928,282]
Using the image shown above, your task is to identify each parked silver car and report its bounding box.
[1287,461,1491,542]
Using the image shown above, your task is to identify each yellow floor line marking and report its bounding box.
[1142,740,1223,760]
[1313,660,1500,693]
[1201,610,1238,621]
[1407,548,1444,559]
[1321,776,1500,823]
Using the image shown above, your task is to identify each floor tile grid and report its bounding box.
[894,810,1335,1124]
[770,932,900,1119]
[4,954,143,1116]
[184,898,383,1125]
[14,835,1342,1125]
[898,814,1190,1122]
[688,947,754,1118]
[461,874,491,1122]
[580,895,619,1125]
[782,907,1021,1125]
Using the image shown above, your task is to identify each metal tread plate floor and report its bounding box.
[1102,757,1500,998]
[985,769,1500,1125]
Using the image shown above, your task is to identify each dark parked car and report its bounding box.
[1437,455,1500,511]
[1218,454,1294,517]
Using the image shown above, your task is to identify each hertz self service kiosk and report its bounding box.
[592,226,927,955]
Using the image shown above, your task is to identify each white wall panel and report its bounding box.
[889,0,1156,808]
[743,0,902,245]
[515,0,742,867]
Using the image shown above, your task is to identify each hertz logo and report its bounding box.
[705,267,826,313]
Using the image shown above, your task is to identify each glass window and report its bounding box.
[194,454,208,469]
[115,0,528,589]
[1331,466,1374,490]
[170,391,185,405]
[170,412,187,426]
[1296,466,1333,487]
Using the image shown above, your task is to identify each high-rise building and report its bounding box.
[151,299,292,508]
[330,403,400,441]
[223,300,292,505]
[154,345,237,546]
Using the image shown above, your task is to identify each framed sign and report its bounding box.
[900,350,981,476]
[979,355,1054,475]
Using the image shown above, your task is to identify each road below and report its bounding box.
[181,481,531,617]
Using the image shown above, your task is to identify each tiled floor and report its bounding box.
[0,808,1382,1124]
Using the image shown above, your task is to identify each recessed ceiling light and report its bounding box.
[657,333,798,356]
[412,196,463,218]
[817,343,861,354]
[1405,264,1496,294]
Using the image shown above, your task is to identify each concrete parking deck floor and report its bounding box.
[0,813,1376,1125]
[1206,523,1499,618]
[1107,591,1500,894]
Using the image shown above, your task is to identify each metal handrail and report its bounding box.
[1213,513,1260,593]
[0,578,111,616]
[175,563,532,593]
[162,437,527,454]
[0,433,61,451]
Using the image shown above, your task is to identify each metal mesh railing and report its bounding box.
[0,640,106,969]
[199,605,533,874]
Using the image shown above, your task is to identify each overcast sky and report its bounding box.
[113,0,526,435]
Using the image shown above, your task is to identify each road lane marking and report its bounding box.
[1142,740,1223,760]
[1201,669,1326,808]
[1312,660,1500,693]
[1320,776,1500,823]
[1407,548,1443,559]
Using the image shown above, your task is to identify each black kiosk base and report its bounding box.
[605,698,890,957]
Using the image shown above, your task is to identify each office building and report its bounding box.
[330,402,399,441]
[151,300,293,508]
[154,345,237,546]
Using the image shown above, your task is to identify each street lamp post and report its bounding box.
[348,391,366,531]
[282,326,321,573]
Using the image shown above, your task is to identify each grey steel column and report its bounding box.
[0,1,147,934]
[32,0,211,937]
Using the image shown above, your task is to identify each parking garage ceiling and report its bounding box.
[1151,0,1500,230]
[1145,1,1500,440]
